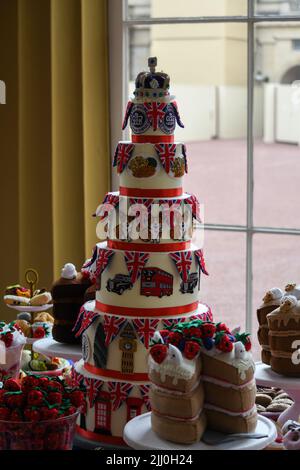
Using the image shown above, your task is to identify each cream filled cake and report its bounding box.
[73,58,212,445]
[148,319,257,444]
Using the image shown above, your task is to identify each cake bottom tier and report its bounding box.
[151,410,207,445]
[74,360,150,444]
[204,405,257,434]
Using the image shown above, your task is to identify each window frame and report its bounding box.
[108,0,300,334]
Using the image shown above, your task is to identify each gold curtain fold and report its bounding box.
[0,0,110,322]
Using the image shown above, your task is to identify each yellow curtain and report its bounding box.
[0,0,110,322]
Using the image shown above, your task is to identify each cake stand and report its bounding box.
[32,337,82,362]
[7,304,53,313]
[123,413,277,450]
[255,362,300,426]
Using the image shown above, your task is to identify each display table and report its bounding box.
[123,412,277,450]
[32,338,82,362]
[255,362,300,426]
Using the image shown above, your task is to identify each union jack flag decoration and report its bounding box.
[124,251,149,284]
[108,382,133,411]
[103,315,127,347]
[185,194,201,222]
[113,143,135,173]
[154,143,177,174]
[71,368,84,387]
[169,251,193,282]
[162,318,182,330]
[194,249,209,276]
[83,377,103,407]
[132,319,159,349]
[129,198,153,215]
[73,305,99,338]
[144,101,166,131]
[94,193,119,218]
[122,101,134,130]
[95,248,115,279]
[81,245,98,278]
[139,384,151,411]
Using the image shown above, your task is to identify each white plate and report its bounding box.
[6,304,53,312]
[24,358,70,376]
[123,413,277,451]
[33,337,82,362]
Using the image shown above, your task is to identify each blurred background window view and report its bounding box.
[121,0,300,359]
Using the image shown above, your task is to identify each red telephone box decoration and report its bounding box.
[94,391,112,435]
[126,397,144,422]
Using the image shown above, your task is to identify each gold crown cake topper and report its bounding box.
[134,57,170,96]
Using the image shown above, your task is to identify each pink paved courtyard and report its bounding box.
[185,139,300,360]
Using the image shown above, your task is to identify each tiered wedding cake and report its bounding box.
[73,58,211,445]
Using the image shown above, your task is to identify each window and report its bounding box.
[109,1,300,360]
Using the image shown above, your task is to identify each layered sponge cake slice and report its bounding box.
[149,334,206,444]
[148,320,257,444]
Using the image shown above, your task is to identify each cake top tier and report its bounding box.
[122,57,184,142]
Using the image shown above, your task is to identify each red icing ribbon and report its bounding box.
[107,240,191,252]
[119,187,183,198]
[95,301,199,318]
[84,363,149,382]
[132,135,174,143]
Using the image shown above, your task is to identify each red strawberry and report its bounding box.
[21,375,39,392]
[65,405,77,416]
[150,344,168,364]
[70,390,84,407]
[9,409,23,422]
[4,378,21,391]
[189,327,202,339]
[33,327,45,339]
[5,392,24,408]
[46,408,59,420]
[216,323,231,333]
[244,337,252,351]
[48,392,62,406]
[167,331,183,347]
[47,380,63,392]
[1,332,13,348]
[217,334,234,353]
[158,330,170,341]
[0,407,10,420]
[184,341,201,360]
[27,390,44,407]
[24,407,41,422]
[201,323,216,338]
[38,377,50,390]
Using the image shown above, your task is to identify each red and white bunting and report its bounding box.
[169,251,193,283]
[129,198,153,215]
[132,319,159,349]
[162,318,181,329]
[182,144,188,173]
[185,194,201,222]
[154,143,177,174]
[139,385,151,411]
[170,101,184,128]
[194,249,209,276]
[83,377,103,407]
[113,143,135,174]
[124,251,150,284]
[189,305,213,323]
[122,101,133,130]
[103,315,127,347]
[73,305,99,338]
[108,382,133,411]
[144,102,166,131]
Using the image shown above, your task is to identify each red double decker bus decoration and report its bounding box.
[140,267,173,298]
